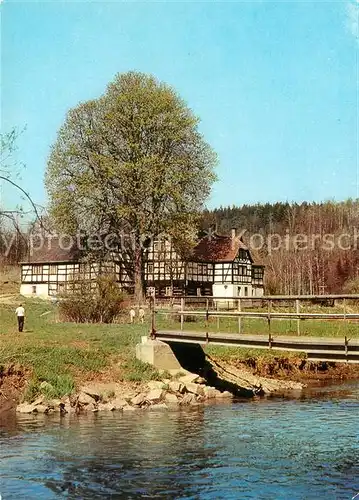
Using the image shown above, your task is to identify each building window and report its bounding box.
[32,265,42,275]
[238,250,246,260]
[237,286,241,296]
[252,267,264,279]
[244,287,248,296]
[49,265,57,274]
[32,285,37,294]
[147,263,154,274]
[165,286,172,296]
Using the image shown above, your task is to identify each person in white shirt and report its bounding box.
[129,308,136,324]
[139,307,145,324]
[15,304,25,332]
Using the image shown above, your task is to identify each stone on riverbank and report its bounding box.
[180,393,198,405]
[131,393,147,406]
[16,403,37,413]
[78,392,96,405]
[147,389,164,402]
[202,387,218,399]
[168,381,185,393]
[165,393,179,404]
[147,381,166,390]
[14,359,306,417]
[184,383,205,396]
[112,397,128,410]
[122,404,136,411]
[179,373,205,385]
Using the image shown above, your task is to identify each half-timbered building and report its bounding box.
[19,231,264,298]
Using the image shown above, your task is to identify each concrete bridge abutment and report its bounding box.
[135,336,207,373]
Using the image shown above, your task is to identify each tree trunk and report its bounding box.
[134,237,144,305]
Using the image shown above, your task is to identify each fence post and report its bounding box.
[268,297,272,348]
[343,298,346,321]
[296,299,300,336]
[150,296,156,339]
[238,298,242,334]
[267,299,272,336]
[206,298,209,334]
[180,297,184,331]
[343,298,348,337]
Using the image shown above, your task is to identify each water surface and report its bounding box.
[1,381,358,499]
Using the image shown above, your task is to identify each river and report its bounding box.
[0,381,358,499]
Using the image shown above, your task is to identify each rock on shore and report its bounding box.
[15,366,304,415]
[16,373,234,415]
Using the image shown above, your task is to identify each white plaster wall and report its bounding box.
[20,283,49,299]
[213,284,237,308]
[252,287,264,297]
[213,283,253,298]
[213,284,235,298]
[238,284,252,298]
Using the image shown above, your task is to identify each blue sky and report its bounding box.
[1,0,358,216]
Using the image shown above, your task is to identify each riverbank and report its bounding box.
[1,298,359,415]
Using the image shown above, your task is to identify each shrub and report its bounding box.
[22,374,75,402]
[59,275,127,323]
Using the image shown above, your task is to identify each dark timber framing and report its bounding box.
[19,232,264,298]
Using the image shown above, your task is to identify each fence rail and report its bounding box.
[153,330,359,364]
[154,293,359,300]
[150,293,359,338]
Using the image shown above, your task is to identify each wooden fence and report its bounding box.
[150,294,359,337]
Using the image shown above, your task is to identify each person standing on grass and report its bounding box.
[129,308,136,324]
[139,307,145,324]
[15,303,25,332]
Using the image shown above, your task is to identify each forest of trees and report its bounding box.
[2,200,359,296]
[201,200,359,295]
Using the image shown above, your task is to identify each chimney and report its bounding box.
[231,228,236,240]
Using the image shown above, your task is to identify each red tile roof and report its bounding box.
[20,237,82,264]
[191,234,249,263]
[20,233,263,266]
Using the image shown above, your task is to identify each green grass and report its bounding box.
[1,298,358,400]
[155,310,359,338]
[0,298,154,400]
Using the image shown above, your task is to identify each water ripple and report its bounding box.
[0,382,358,499]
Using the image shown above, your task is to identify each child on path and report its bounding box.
[15,304,25,332]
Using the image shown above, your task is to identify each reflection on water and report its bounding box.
[0,381,358,499]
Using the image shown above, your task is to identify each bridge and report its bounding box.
[149,294,359,364]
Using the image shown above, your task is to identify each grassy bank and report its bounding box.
[0,299,159,401]
[1,298,358,403]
